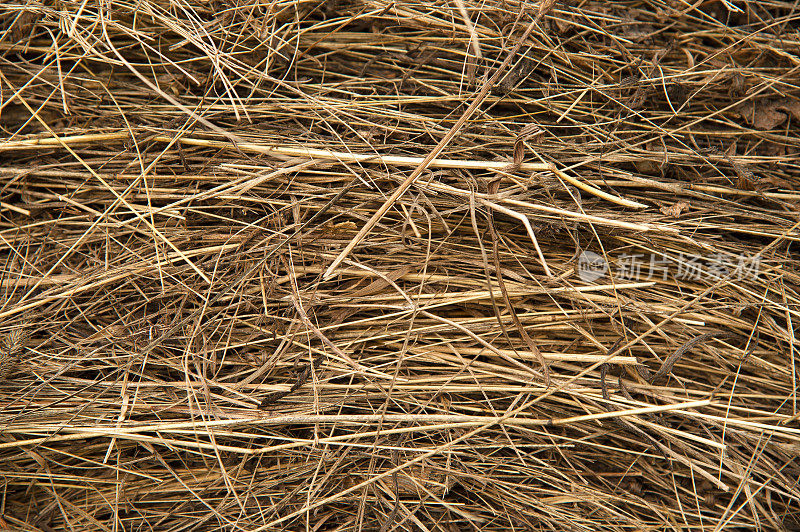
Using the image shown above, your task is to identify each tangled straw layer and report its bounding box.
[1,0,799,530]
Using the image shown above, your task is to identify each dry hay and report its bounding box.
[0,0,799,530]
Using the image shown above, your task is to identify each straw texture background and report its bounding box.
[1,0,799,530]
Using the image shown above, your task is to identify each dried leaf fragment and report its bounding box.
[512,124,544,165]
[537,0,558,19]
[737,98,800,130]
[660,201,690,218]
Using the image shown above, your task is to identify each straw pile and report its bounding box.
[1,0,799,529]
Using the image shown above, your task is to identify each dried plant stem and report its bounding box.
[323,12,547,280]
